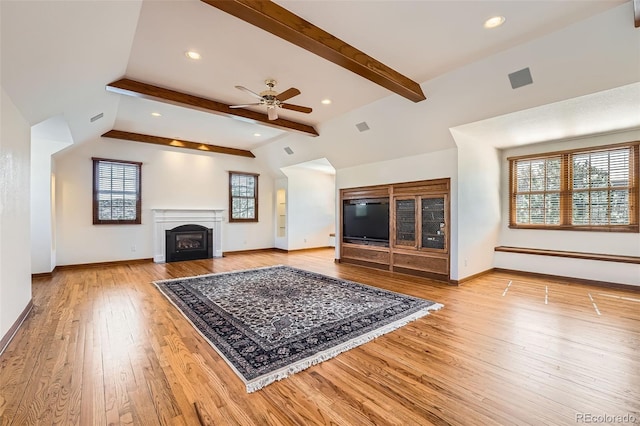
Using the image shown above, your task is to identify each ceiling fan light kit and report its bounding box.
[230,79,313,120]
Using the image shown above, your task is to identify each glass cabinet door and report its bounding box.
[394,198,416,247]
[421,196,446,250]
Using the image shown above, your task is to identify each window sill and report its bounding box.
[508,224,638,233]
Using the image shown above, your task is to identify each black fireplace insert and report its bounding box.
[165,224,213,262]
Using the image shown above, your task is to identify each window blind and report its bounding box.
[93,158,141,225]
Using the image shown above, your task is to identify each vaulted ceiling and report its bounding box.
[1,0,637,161]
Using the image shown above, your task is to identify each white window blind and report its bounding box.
[513,157,561,225]
[571,148,630,226]
[229,172,258,222]
[509,143,638,232]
[93,158,141,224]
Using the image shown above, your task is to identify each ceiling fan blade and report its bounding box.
[235,85,263,100]
[281,103,312,114]
[268,107,278,120]
[229,103,262,108]
[276,87,301,102]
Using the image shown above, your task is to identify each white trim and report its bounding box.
[152,209,225,262]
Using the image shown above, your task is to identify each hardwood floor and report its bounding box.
[1,249,638,425]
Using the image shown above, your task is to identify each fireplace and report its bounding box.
[165,224,213,262]
[152,208,224,263]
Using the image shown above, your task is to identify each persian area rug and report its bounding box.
[154,265,443,392]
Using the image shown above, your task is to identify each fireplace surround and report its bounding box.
[152,209,224,263]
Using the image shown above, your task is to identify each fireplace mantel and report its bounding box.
[152,209,224,263]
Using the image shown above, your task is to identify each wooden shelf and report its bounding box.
[495,246,640,264]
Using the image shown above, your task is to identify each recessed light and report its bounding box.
[151,112,162,117]
[253,133,261,137]
[321,99,332,105]
[484,16,505,29]
[185,51,201,60]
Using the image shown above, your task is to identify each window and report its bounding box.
[509,143,638,232]
[229,171,259,222]
[92,158,141,225]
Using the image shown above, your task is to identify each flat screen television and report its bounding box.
[342,198,389,245]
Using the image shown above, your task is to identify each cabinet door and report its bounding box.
[420,195,447,251]
[393,197,417,247]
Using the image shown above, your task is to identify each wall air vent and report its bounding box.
[90,112,104,122]
[355,121,370,132]
[508,67,533,89]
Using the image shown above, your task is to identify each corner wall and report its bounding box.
[0,88,32,341]
[31,137,70,273]
[281,167,335,251]
[453,130,502,281]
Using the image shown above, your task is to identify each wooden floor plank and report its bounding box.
[1,248,639,425]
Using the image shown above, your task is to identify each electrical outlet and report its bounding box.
[464,258,468,267]
[131,245,137,252]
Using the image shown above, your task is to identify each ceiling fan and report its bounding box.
[230,79,312,120]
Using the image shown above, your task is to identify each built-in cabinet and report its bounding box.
[340,178,450,282]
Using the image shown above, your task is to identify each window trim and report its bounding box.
[92,157,142,225]
[228,171,259,223]
[508,142,639,233]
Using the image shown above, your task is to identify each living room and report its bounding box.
[1,1,639,424]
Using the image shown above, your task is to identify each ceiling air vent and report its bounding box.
[284,147,294,155]
[90,112,104,122]
[355,121,370,132]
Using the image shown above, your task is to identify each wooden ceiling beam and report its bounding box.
[102,129,256,158]
[201,0,426,103]
[106,78,319,137]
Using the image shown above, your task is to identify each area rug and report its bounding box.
[153,265,442,392]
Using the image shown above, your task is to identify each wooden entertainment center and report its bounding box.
[339,178,450,282]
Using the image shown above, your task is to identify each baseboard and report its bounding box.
[0,299,33,355]
[32,270,55,279]
[280,246,333,253]
[223,248,283,256]
[56,258,153,270]
[225,247,333,255]
[494,268,640,292]
[449,268,495,286]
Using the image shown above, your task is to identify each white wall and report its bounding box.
[496,129,640,286]
[0,88,32,341]
[30,137,71,273]
[453,130,502,280]
[336,148,458,274]
[282,167,335,250]
[54,137,275,265]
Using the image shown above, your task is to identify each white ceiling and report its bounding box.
[0,0,635,153]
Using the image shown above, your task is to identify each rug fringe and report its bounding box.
[246,303,443,393]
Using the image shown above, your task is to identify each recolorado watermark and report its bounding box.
[576,413,638,424]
